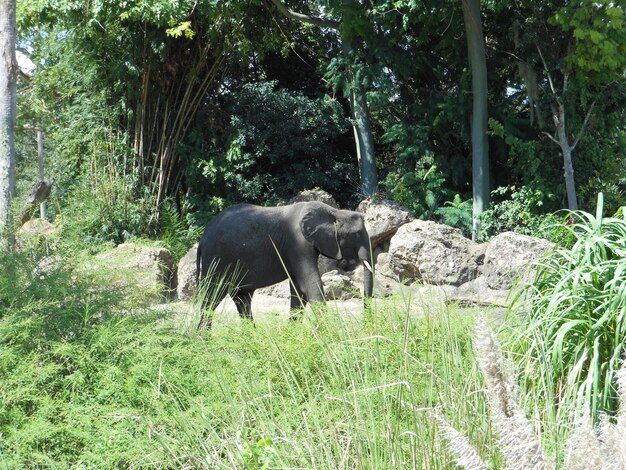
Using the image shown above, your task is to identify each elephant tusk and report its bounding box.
[362,259,373,273]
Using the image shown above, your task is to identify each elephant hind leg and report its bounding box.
[197,277,229,330]
[233,290,254,321]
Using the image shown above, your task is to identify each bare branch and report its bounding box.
[536,45,556,96]
[269,0,341,29]
[571,100,596,151]
[544,131,560,146]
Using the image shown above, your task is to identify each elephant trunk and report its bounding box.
[363,260,373,297]
[358,244,374,298]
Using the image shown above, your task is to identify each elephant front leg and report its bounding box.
[288,267,325,320]
[289,283,306,320]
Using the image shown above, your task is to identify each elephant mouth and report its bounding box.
[337,258,359,271]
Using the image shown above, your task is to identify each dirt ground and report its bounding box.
[156,284,468,330]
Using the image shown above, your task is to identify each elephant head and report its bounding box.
[300,203,374,297]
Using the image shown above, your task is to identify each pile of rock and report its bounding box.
[174,190,554,308]
[20,188,553,310]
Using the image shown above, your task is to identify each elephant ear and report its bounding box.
[300,206,342,260]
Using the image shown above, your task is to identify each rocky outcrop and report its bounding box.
[388,220,485,286]
[481,231,554,290]
[93,243,174,303]
[288,189,339,208]
[176,243,198,301]
[357,198,414,247]
[177,195,553,309]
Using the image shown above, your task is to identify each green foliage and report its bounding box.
[0,247,501,467]
[384,150,452,219]
[479,186,562,241]
[159,202,202,261]
[435,195,473,238]
[551,1,626,75]
[219,81,356,205]
[510,194,626,421]
[488,119,543,182]
[56,174,157,249]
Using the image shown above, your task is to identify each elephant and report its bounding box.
[196,201,373,327]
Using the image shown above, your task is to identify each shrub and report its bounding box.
[435,195,473,238]
[217,81,357,206]
[479,186,562,241]
[56,174,157,249]
[510,193,626,420]
[384,151,452,219]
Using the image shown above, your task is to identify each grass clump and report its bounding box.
[437,316,626,469]
[510,193,626,420]
[0,249,497,468]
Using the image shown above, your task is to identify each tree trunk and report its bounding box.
[0,0,17,248]
[462,0,490,241]
[554,103,578,210]
[350,80,377,198]
[342,39,377,197]
[270,0,378,197]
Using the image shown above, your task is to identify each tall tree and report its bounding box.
[0,0,17,248]
[538,48,592,211]
[270,0,378,197]
[461,0,489,240]
[508,0,626,211]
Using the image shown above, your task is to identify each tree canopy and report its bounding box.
[10,0,625,243]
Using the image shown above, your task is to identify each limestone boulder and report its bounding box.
[176,243,198,301]
[441,277,510,307]
[288,189,339,208]
[341,253,399,298]
[481,232,554,290]
[388,220,485,286]
[322,270,358,300]
[16,218,58,251]
[356,198,414,247]
[93,243,174,303]
[257,279,291,299]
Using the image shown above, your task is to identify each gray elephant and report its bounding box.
[196,201,373,327]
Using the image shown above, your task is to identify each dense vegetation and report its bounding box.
[1,0,625,467]
[1,250,495,467]
[13,0,626,243]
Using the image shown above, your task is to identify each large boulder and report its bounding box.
[441,277,510,307]
[345,257,401,298]
[322,270,357,300]
[356,198,414,247]
[92,243,174,303]
[257,279,291,299]
[260,252,400,301]
[481,231,554,290]
[388,220,485,286]
[16,218,58,251]
[288,189,339,208]
[176,243,198,301]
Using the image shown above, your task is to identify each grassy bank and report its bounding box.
[0,252,502,468]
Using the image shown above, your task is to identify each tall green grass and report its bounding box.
[510,194,626,421]
[151,290,499,468]
[0,248,499,468]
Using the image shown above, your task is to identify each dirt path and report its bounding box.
[157,285,457,329]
